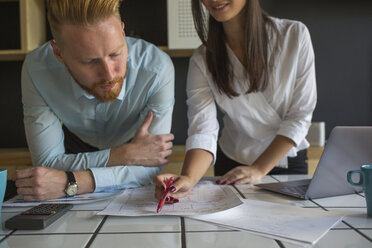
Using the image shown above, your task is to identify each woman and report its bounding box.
[154,0,316,201]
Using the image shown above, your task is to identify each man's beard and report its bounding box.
[87,76,124,102]
[67,66,125,102]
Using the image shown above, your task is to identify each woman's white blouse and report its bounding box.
[185,17,317,168]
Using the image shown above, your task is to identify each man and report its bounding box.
[14,0,174,201]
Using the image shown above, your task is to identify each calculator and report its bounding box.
[5,203,73,230]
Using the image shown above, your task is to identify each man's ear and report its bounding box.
[50,40,64,64]
[121,22,125,36]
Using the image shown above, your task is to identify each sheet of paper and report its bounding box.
[189,199,343,246]
[3,191,121,207]
[97,181,243,216]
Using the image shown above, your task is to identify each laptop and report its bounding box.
[255,126,372,199]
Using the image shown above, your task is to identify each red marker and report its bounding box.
[156,177,175,213]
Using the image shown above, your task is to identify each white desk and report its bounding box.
[1,175,372,248]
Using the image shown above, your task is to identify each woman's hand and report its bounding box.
[216,165,266,185]
[153,174,196,203]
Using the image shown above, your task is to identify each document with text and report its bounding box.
[97,181,243,216]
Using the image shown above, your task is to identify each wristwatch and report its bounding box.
[64,171,78,197]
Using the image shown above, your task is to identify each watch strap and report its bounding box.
[66,171,76,184]
[65,171,78,197]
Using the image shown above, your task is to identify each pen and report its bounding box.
[156,177,175,213]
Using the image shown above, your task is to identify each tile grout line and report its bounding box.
[0,230,16,244]
[357,193,365,198]
[312,199,372,243]
[302,198,372,244]
[180,217,186,248]
[275,239,286,248]
[320,207,366,209]
[11,233,95,236]
[342,221,372,243]
[270,175,280,182]
[84,215,108,248]
[232,185,246,199]
[309,199,328,211]
[185,230,238,233]
[91,231,181,235]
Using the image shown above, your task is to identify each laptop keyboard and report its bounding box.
[281,184,309,196]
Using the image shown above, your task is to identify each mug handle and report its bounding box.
[347,170,364,186]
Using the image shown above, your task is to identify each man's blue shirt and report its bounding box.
[21,37,175,192]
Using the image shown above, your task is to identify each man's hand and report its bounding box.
[13,167,67,201]
[108,110,174,166]
[215,165,266,185]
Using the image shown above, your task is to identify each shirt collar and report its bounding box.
[68,68,89,100]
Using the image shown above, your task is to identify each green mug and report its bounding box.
[347,165,372,217]
[0,169,7,217]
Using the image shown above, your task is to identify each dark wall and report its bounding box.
[261,0,372,137]
[0,62,24,147]
[0,0,371,147]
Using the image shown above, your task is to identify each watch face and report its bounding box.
[65,183,78,196]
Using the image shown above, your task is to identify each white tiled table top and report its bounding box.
[1,175,372,248]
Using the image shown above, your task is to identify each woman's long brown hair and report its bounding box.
[192,0,276,97]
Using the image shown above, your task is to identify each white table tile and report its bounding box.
[186,231,279,248]
[313,194,366,208]
[0,234,91,248]
[332,221,351,229]
[359,230,372,240]
[13,211,102,234]
[90,233,181,248]
[184,218,231,232]
[283,229,372,248]
[327,208,372,228]
[243,192,317,207]
[0,213,18,235]
[1,207,29,213]
[101,216,181,233]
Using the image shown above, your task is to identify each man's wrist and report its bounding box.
[108,143,135,166]
[73,170,95,194]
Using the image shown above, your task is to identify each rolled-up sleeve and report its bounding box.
[185,53,219,164]
[277,24,317,146]
[145,58,175,136]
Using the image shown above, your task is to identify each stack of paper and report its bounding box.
[189,199,343,246]
[97,181,343,246]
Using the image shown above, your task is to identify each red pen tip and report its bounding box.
[157,198,165,213]
[156,177,174,213]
